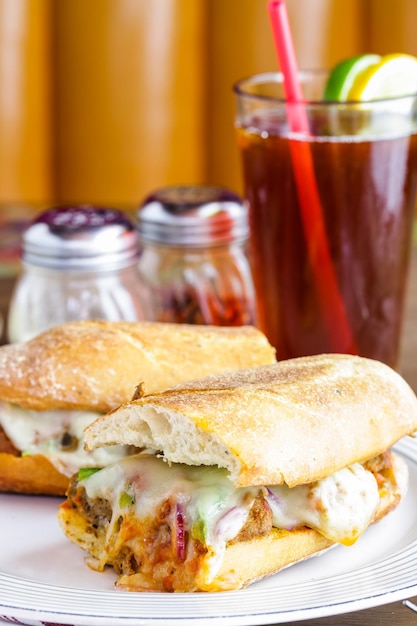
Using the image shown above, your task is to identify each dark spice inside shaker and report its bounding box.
[136,185,256,326]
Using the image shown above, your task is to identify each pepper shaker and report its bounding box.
[136,185,256,326]
[7,204,151,343]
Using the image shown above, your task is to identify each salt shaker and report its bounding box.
[7,205,151,343]
[136,185,256,326]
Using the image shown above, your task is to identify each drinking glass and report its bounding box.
[234,71,417,367]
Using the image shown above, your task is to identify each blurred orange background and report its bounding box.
[0,0,416,216]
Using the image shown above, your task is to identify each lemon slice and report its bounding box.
[323,54,381,101]
[347,53,417,100]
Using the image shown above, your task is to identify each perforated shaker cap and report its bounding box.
[136,185,249,247]
[22,205,140,270]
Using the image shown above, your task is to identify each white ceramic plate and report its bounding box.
[1,437,417,626]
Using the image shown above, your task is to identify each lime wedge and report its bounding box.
[347,53,417,100]
[323,54,381,101]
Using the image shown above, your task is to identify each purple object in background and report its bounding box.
[7,204,151,343]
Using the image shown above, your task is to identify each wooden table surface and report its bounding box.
[0,252,417,625]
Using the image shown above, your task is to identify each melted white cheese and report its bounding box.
[81,452,382,582]
[0,402,132,476]
[266,463,380,545]
[84,454,261,578]
[84,454,260,530]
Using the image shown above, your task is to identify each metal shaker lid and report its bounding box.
[22,205,140,270]
[136,185,249,246]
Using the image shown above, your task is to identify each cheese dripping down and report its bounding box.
[81,452,381,578]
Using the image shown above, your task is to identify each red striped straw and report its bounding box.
[267,0,357,354]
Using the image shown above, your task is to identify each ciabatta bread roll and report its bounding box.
[59,354,417,591]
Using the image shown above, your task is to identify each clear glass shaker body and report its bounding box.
[7,205,152,343]
[136,185,256,326]
[138,240,256,325]
[8,263,151,343]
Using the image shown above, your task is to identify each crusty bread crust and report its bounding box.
[84,354,417,488]
[58,453,406,592]
[197,528,334,591]
[0,321,276,412]
[0,452,69,495]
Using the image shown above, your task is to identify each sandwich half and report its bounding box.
[0,320,275,495]
[58,353,417,592]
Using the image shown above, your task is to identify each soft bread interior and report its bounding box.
[85,404,242,483]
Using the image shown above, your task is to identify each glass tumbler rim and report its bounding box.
[233,69,417,106]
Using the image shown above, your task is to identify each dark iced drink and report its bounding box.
[234,71,417,367]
